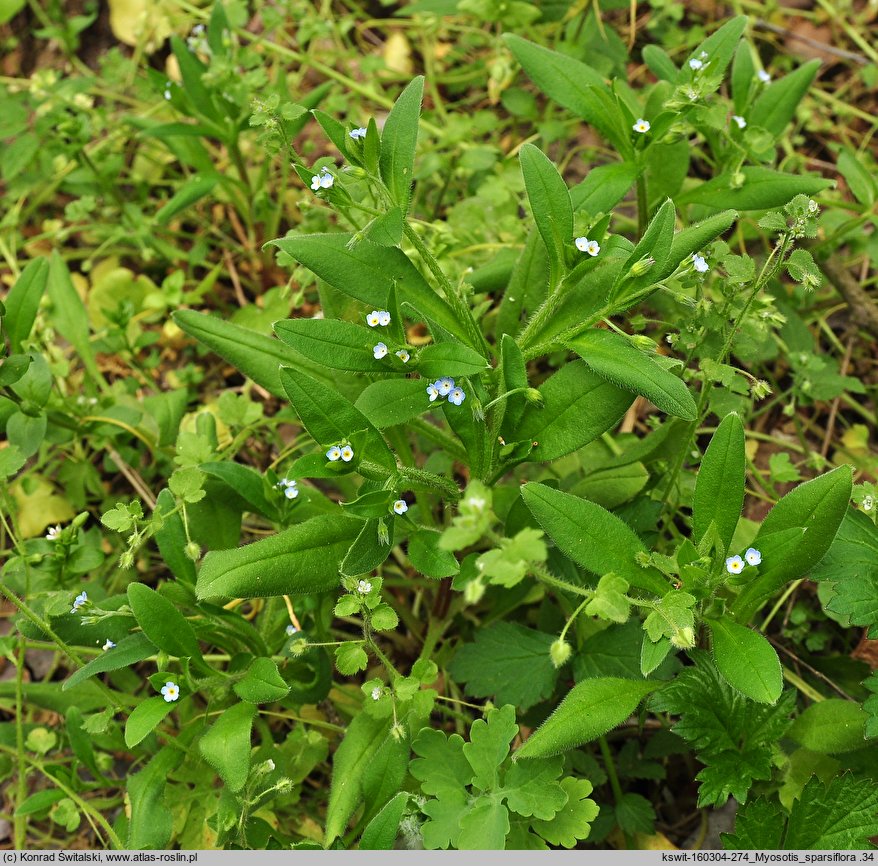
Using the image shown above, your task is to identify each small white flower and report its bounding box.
[366,311,381,327]
[757,69,771,84]
[744,548,762,567]
[426,383,440,402]
[377,310,391,326]
[349,127,367,140]
[689,58,703,70]
[808,199,819,213]
[102,639,116,651]
[448,388,466,406]
[585,240,600,257]
[318,169,334,189]
[373,342,388,359]
[357,579,372,594]
[71,591,88,614]
[395,349,410,363]
[266,758,276,771]
[726,555,745,575]
[633,118,651,134]
[45,525,62,541]
[286,624,298,636]
[163,88,172,101]
[326,445,342,462]
[436,377,455,396]
[686,88,699,101]
[692,254,709,273]
[192,23,205,35]
[371,686,382,701]
[284,484,299,500]
[731,115,747,129]
[863,495,874,512]
[160,681,180,703]
[575,236,590,252]
[467,496,486,511]
[700,51,708,59]
[310,175,322,191]
[393,499,408,515]
[340,445,354,463]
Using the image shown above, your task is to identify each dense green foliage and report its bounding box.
[1,0,877,852]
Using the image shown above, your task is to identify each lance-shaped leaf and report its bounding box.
[515,360,633,462]
[519,143,573,280]
[355,378,430,428]
[4,257,49,353]
[173,309,325,396]
[196,514,361,599]
[274,318,391,373]
[731,464,852,622]
[521,483,668,596]
[706,617,782,705]
[379,76,424,213]
[515,678,658,759]
[749,60,821,138]
[692,413,745,552]
[662,210,737,280]
[677,167,832,210]
[567,329,696,420]
[128,583,203,661]
[63,633,157,691]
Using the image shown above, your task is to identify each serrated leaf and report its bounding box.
[515,678,658,760]
[500,756,566,820]
[463,705,519,791]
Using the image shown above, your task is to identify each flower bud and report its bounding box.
[185,541,201,561]
[630,256,656,277]
[463,576,486,605]
[550,638,572,668]
[119,550,134,569]
[670,626,696,649]
[289,638,309,657]
[525,388,544,407]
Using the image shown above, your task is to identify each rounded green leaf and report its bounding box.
[787,699,869,754]
[515,678,658,759]
[198,701,256,791]
[706,617,782,704]
[127,583,202,661]
[233,658,290,704]
[124,696,176,749]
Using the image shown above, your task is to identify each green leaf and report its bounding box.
[787,699,869,754]
[341,518,394,577]
[408,529,459,578]
[571,462,649,510]
[515,678,657,759]
[664,210,737,280]
[649,651,794,807]
[732,465,853,621]
[355,378,429,428]
[642,45,677,82]
[63,633,157,691]
[421,791,468,849]
[724,775,878,850]
[612,199,677,302]
[416,342,490,378]
[47,252,101,383]
[359,792,410,850]
[154,488,196,584]
[449,622,558,712]
[837,147,876,207]
[495,230,548,340]
[457,797,510,850]
[521,483,668,596]
[749,60,821,138]
[200,462,276,521]
[519,143,573,279]
[692,413,745,552]
[570,162,639,216]
[515,361,633,462]
[127,583,202,661]
[173,309,324,397]
[124,696,176,749]
[500,756,566,819]
[196,514,361,599]
[585,573,631,623]
[155,174,218,224]
[4,257,49,353]
[274,318,390,373]
[677,167,832,210]
[198,701,256,792]
[233,657,291,704]
[411,727,473,798]
[335,643,369,675]
[531,777,599,848]
[7,410,46,458]
[681,16,746,85]
[463,705,519,791]
[379,76,424,213]
[616,792,656,835]
[641,635,672,677]
[279,366,396,469]
[325,712,392,845]
[567,329,696,420]
[126,747,182,849]
[706,617,782,704]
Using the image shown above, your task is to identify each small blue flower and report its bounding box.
[349,127,367,140]
[426,383,440,402]
[378,310,391,326]
[395,349,410,363]
[757,69,771,84]
[575,236,590,252]
[102,639,116,651]
[373,342,388,359]
[393,499,408,515]
[692,254,709,273]
[726,555,744,575]
[744,548,762,567]
[160,681,180,703]
[326,445,342,461]
[284,485,299,500]
[731,115,747,129]
[436,377,455,396]
[340,445,354,463]
[71,591,88,614]
[448,387,466,406]
[285,624,298,636]
[633,118,650,134]
[689,58,704,70]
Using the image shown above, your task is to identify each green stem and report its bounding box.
[636,173,649,239]
[14,636,27,849]
[598,735,632,849]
